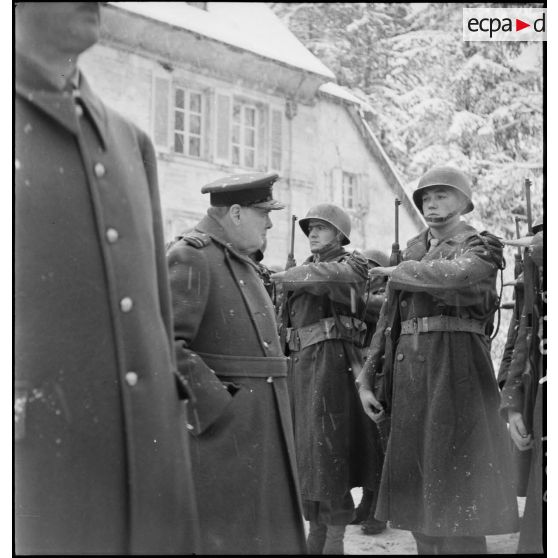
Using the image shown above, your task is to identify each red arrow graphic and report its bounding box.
[516,18,530,31]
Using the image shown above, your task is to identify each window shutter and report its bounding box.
[152,74,171,152]
[215,93,231,164]
[270,108,283,172]
[256,105,268,171]
[358,174,370,210]
[330,168,343,205]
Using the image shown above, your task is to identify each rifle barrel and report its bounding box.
[394,198,401,244]
[524,178,533,233]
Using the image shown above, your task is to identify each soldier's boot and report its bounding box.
[349,488,373,524]
[322,525,345,555]
[361,516,387,535]
[306,521,327,555]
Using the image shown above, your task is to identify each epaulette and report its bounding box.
[177,231,212,249]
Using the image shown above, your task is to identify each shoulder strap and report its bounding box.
[167,231,212,252]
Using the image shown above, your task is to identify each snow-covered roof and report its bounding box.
[319,82,373,113]
[109,2,335,80]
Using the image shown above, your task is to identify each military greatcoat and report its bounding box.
[500,232,545,554]
[280,245,380,523]
[167,215,306,555]
[15,54,197,554]
[365,222,518,537]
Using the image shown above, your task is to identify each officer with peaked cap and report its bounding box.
[357,166,518,554]
[273,203,374,554]
[167,172,306,555]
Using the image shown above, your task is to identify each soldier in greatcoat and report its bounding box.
[167,173,307,555]
[350,249,389,536]
[357,167,519,554]
[15,3,197,554]
[500,223,545,554]
[272,204,374,555]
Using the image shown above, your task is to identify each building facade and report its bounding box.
[79,2,423,267]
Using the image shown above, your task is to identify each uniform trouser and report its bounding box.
[307,522,345,555]
[412,532,487,555]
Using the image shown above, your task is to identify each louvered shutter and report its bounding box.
[151,73,171,152]
[270,108,283,172]
[214,92,232,164]
[330,167,343,205]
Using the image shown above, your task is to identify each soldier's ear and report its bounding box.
[229,204,242,225]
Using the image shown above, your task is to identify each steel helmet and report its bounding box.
[362,249,389,268]
[413,166,474,215]
[299,203,351,245]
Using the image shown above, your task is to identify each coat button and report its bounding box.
[400,300,407,308]
[106,228,119,243]
[291,310,296,316]
[263,341,270,349]
[418,355,425,362]
[94,162,106,178]
[75,103,84,117]
[120,297,133,312]
[397,353,404,361]
[186,423,195,431]
[125,371,138,386]
[266,376,274,383]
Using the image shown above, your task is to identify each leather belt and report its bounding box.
[286,316,366,352]
[400,316,486,336]
[198,352,288,378]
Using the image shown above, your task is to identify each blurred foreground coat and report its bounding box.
[15,54,198,554]
[364,222,518,536]
[280,246,379,524]
[167,215,306,555]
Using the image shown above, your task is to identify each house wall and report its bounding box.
[79,27,421,269]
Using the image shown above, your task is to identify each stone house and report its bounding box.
[80,2,424,267]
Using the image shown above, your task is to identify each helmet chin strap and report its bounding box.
[424,202,466,224]
[425,209,459,224]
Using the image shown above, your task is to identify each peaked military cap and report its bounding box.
[201,172,285,210]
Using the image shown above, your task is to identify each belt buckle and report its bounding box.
[411,317,419,334]
[421,317,429,333]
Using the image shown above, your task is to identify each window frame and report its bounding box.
[172,85,205,159]
[231,99,259,170]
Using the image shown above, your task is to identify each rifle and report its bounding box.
[513,216,525,279]
[285,215,297,270]
[389,198,402,266]
[520,177,539,434]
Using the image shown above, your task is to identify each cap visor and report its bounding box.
[250,200,286,210]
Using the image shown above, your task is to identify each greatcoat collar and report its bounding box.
[15,51,108,149]
[195,214,261,273]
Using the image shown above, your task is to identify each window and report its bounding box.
[342,172,357,210]
[173,87,204,158]
[232,101,257,169]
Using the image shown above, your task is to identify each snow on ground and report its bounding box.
[311,488,524,554]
